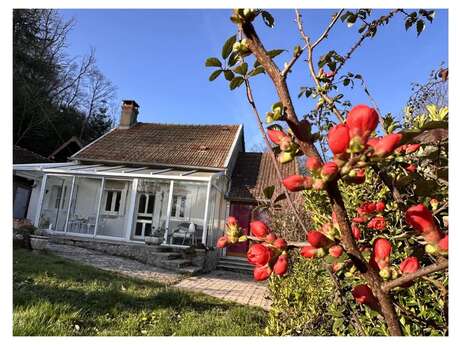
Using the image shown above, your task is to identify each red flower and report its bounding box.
[273,254,288,276]
[283,175,309,192]
[328,123,350,155]
[347,105,379,142]
[321,161,339,179]
[306,156,322,171]
[368,133,403,157]
[265,233,277,243]
[352,284,380,311]
[226,217,237,226]
[405,164,417,173]
[329,245,343,258]
[367,216,386,230]
[405,204,442,243]
[370,238,392,270]
[267,128,288,145]
[254,265,272,281]
[300,245,320,259]
[358,202,376,215]
[216,236,228,248]
[400,256,420,274]
[247,244,272,266]
[307,231,333,248]
[438,235,448,253]
[348,168,366,184]
[273,238,287,250]
[375,201,385,213]
[250,221,271,238]
[352,224,361,241]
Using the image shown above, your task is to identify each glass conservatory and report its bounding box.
[14,162,228,247]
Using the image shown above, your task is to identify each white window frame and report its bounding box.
[171,194,187,220]
[101,188,126,216]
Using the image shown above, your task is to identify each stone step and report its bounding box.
[217,257,253,274]
[160,258,193,269]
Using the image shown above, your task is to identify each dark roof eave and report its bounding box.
[70,157,226,172]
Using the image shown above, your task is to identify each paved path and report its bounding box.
[46,243,271,310]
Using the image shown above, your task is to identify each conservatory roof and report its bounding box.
[13,162,218,182]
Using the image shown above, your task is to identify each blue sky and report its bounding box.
[59,9,448,150]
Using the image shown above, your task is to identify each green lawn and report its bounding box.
[13,249,267,336]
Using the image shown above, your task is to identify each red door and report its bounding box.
[226,203,253,257]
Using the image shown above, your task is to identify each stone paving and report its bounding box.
[46,243,271,310]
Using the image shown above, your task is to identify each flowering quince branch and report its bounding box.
[235,10,404,335]
[211,9,447,336]
[381,260,448,293]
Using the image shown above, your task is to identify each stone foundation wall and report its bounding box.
[48,235,217,273]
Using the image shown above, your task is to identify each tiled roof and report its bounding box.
[227,152,298,203]
[13,146,53,164]
[72,123,240,169]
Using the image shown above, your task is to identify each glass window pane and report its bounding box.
[147,194,155,214]
[68,177,102,236]
[135,222,143,236]
[138,194,146,213]
[97,179,131,238]
[105,191,113,211]
[38,175,73,231]
[114,191,121,212]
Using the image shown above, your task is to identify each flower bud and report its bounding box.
[346,105,379,143]
[379,267,391,280]
[406,204,442,243]
[352,216,367,224]
[328,123,350,155]
[307,231,333,248]
[247,243,272,265]
[283,175,309,192]
[273,238,287,250]
[368,133,403,157]
[358,202,376,215]
[321,161,339,181]
[273,253,288,276]
[227,216,238,226]
[370,238,392,270]
[216,236,228,248]
[331,261,344,272]
[328,245,344,258]
[306,156,323,172]
[250,221,270,238]
[430,198,439,211]
[267,127,288,145]
[300,245,319,259]
[352,224,361,241]
[253,265,272,281]
[352,284,380,311]
[400,256,420,274]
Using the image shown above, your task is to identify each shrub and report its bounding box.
[265,254,334,335]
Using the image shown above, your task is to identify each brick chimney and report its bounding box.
[119,100,139,129]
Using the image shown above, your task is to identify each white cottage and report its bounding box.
[13,100,297,272]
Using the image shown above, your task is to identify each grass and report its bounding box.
[13,249,267,336]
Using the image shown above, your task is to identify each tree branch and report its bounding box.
[381,260,448,293]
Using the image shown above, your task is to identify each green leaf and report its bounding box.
[234,62,248,75]
[222,35,237,59]
[273,192,287,204]
[261,11,275,28]
[267,49,286,59]
[223,70,234,81]
[228,51,239,67]
[208,69,222,81]
[416,19,425,36]
[263,185,275,199]
[205,57,222,68]
[229,76,244,90]
[248,66,265,77]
